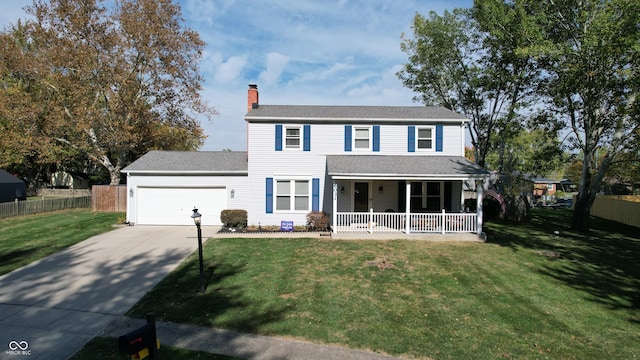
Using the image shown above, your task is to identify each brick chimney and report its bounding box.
[247,84,259,113]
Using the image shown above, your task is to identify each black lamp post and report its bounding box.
[191,208,205,292]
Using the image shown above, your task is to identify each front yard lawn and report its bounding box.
[128,209,640,359]
[0,209,123,275]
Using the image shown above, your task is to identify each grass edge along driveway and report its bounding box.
[0,209,124,276]
[128,209,640,360]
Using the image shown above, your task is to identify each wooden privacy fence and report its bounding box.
[0,196,92,219]
[590,195,640,228]
[92,185,127,212]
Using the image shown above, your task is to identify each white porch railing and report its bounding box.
[334,209,477,234]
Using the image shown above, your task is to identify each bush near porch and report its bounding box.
[128,209,640,359]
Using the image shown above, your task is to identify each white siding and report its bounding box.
[247,121,466,226]
[126,174,247,225]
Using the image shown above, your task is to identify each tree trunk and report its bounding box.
[571,191,591,232]
[109,169,121,186]
[571,150,613,232]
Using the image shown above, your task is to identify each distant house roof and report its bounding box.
[245,105,468,123]
[122,151,248,174]
[327,155,489,180]
[0,169,24,184]
[528,176,571,185]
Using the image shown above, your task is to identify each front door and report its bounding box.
[354,182,369,212]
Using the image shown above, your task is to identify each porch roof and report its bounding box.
[326,155,489,180]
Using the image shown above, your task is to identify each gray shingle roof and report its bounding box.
[122,151,248,173]
[327,155,489,179]
[245,105,467,123]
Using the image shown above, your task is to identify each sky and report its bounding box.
[0,0,473,151]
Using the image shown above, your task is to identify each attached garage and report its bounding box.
[136,187,227,226]
[122,151,248,226]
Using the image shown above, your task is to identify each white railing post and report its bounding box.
[405,182,411,234]
[368,208,373,234]
[441,208,446,234]
[332,183,338,233]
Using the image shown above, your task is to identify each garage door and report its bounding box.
[136,187,227,225]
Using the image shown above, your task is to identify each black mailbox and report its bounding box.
[118,323,153,354]
[118,313,159,360]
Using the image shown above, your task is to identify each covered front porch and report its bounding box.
[326,155,489,235]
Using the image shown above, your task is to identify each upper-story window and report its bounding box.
[285,126,301,149]
[276,124,310,151]
[408,125,442,153]
[417,126,434,150]
[353,126,371,150]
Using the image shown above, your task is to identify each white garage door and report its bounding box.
[137,187,227,225]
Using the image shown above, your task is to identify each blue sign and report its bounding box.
[280,221,294,232]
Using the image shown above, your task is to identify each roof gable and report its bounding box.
[0,169,24,184]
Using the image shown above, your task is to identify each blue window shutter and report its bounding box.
[344,125,352,152]
[275,125,282,151]
[436,124,443,152]
[312,178,320,211]
[265,178,273,213]
[303,125,311,151]
[408,126,415,152]
[373,125,380,152]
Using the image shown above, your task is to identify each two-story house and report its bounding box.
[123,85,489,235]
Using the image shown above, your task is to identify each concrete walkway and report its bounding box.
[0,225,401,360]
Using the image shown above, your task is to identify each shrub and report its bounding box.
[306,211,329,231]
[220,209,247,228]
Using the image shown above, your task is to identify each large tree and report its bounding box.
[0,0,214,185]
[511,0,640,231]
[397,8,538,169]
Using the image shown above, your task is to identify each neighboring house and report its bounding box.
[532,177,572,201]
[123,85,490,234]
[0,169,26,203]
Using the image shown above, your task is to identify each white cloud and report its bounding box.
[182,0,237,25]
[259,52,290,85]
[214,56,247,84]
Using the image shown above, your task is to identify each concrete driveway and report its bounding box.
[0,225,209,360]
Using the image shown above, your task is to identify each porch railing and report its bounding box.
[334,209,477,234]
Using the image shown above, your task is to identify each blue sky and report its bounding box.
[1,0,473,151]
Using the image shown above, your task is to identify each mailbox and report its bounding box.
[118,313,159,360]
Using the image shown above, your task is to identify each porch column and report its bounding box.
[461,180,466,211]
[332,183,338,234]
[476,180,484,235]
[405,181,411,234]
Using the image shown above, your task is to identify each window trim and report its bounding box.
[352,126,372,151]
[274,178,311,213]
[416,126,435,151]
[284,125,302,150]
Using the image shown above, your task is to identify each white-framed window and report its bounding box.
[416,126,434,150]
[285,126,301,149]
[353,126,371,150]
[275,179,310,211]
[410,181,442,211]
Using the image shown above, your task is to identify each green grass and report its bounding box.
[128,209,640,359]
[69,337,241,360]
[0,209,123,275]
